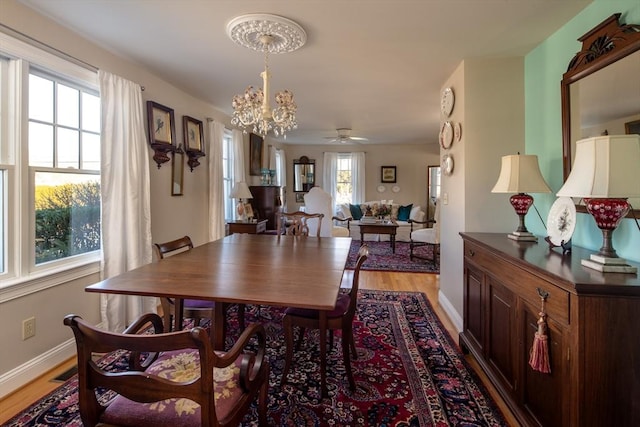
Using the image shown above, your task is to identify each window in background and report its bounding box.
[29,71,101,265]
[222,130,234,221]
[335,153,353,205]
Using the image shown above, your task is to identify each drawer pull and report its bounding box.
[469,249,475,257]
[537,287,549,300]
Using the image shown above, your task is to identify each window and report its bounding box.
[0,32,100,291]
[222,130,234,221]
[336,154,353,205]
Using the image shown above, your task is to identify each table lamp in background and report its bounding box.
[492,154,551,241]
[230,182,254,221]
[557,135,640,273]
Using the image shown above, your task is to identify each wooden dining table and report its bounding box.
[85,233,352,398]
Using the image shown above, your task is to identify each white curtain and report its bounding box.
[269,146,287,187]
[98,70,155,332]
[208,120,225,241]
[352,151,366,203]
[232,129,245,182]
[323,152,339,205]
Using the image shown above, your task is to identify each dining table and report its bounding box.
[85,233,352,398]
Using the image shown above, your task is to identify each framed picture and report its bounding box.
[183,116,205,171]
[625,119,640,135]
[249,133,263,176]
[381,166,397,183]
[146,101,176,168]
[295,193,305,203]
[244,203,254,219]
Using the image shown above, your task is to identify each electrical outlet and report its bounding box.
[22,317,36,340]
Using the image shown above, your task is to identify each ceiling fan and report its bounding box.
[324,128,369,144]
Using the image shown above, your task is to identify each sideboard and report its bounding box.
[459,232,640,427]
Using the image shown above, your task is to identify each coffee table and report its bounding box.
[358,220,399,253]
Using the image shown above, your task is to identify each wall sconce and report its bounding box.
[491,154,551,241]
[557,135,640,273]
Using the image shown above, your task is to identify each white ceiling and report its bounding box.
[19,0,591,150]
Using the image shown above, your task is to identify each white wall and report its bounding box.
[438,58,525,332]
[0,0,232,395]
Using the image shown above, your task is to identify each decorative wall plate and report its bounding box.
[440,121,454,149]
[454,122,462,142]
[442,154,454,176]
[546,197,576,246]
[441,87,455,117]
[377,185,386,193]
[392,185,401,193]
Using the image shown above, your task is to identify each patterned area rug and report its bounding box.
[5,291,505,426]
[346,240,438,273]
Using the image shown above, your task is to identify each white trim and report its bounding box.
[438,289,463,333]
[0,337,75,399]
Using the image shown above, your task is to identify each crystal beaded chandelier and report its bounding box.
[227,14,306,138]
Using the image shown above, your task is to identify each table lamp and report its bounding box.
[230,182,254,221]
[492,154,551,241]
[557,135,640,273]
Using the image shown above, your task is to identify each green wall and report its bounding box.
[525,0,640,262]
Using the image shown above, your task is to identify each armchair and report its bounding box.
[408,200,440,265]
[64,313,269,427]
[303,187,351,237]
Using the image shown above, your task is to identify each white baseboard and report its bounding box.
[0,338,75,399]
[438,290,463,334]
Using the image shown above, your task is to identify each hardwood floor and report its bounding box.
[0,271,519,426]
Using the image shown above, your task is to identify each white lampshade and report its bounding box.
[230,182,253,199]
[557,135,640,198]
[491,154,551,194]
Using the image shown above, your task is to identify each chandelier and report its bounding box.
[227,14,306,138]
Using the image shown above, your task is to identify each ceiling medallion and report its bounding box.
[227,14,306,138]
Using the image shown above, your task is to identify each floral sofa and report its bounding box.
[335,201,426,242]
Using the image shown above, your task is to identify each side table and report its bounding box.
[227,219,267,235]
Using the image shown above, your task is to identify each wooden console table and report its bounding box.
[358,220,398,253]
[459,232,640,427]
[227,219,267,235]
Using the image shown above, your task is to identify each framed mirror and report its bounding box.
[293,156,315,192]
[171,152,184,196]
[561,13,640,216]
[427,165,440,222]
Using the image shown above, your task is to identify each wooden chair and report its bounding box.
[281,245,368,391]
[408,200,440,265]
[276,211,324,236]
[64,313,269,427]
[154,236,245,333]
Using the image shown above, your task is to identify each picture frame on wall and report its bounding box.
[625,119,640,135]
[381,165,397,183]
[183,116,205,171]
[249,133,263,176]
[146,101,176,168]
[295,193,305,203]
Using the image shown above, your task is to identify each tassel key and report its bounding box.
[529,290,551,374]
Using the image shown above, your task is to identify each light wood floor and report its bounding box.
[0,271,518,426]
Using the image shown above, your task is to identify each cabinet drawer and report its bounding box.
[464,241,570,324]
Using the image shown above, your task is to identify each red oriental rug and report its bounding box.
[4,290,504,426]
[345,241,439,273]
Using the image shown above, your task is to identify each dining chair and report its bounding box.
[276,211,324,236]
[64,313,269,427]
[408,200,440,265]
[281,244,368,391]
[154,236,245,333]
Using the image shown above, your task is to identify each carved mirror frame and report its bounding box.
[561,13,640,216]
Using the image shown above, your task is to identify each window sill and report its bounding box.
[0,258,101,303]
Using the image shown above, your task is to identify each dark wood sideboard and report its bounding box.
[459,232,640,427]
[249,186,283,231]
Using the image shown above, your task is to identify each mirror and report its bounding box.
[562,13,640,216]
[293,156,315,192]
[171,152,184,196]
[427,165,440,222]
